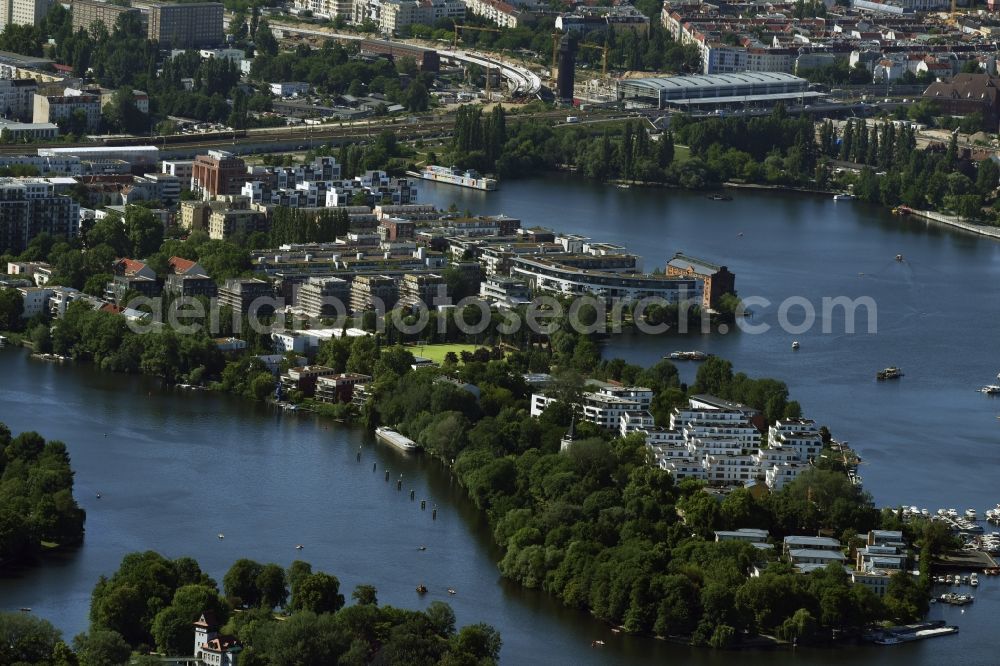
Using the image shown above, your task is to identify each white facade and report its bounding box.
[510,256,699,305]
[462,0,520,28]
[295,0,354,19]
[365,0,465,33]
[270,81,311,97]
[619,410,654,437]
[16,286,52,317]
[531,385,652,431]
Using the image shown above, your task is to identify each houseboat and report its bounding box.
[375,426,422,453]
[410,165,497,191]
[668,351,709,361]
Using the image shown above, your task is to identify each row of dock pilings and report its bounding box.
[363,446,436,519]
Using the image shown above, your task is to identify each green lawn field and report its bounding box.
[407,343,484,364]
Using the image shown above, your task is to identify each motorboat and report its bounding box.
[833,193,856,201]
[980,385,1000,395]
[792,341,800,350]
[877,367,904,380]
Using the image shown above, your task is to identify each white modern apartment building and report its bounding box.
[768,418,823,461]
[531,385,653,431]
[640,396,825,490]
[510,255,700,305]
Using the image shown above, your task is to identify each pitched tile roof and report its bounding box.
[168,256,197,274]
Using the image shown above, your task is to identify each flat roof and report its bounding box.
[784,535,842,546]
[789,548,846,560]
[623,72,807,91]
[39,146,160,155]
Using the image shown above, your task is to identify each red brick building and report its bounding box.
[666,253,736,311]
[191,150,247,200]
[923,74,1000,131]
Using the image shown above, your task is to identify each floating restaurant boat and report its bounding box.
[375,426,422,453]
[877,367,904,381]
[409,165,497,190]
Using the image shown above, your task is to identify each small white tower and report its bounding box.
[192,612,218,660]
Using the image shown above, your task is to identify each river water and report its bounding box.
[2,176,999,665]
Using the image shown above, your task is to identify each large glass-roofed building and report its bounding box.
[617,72,821,110]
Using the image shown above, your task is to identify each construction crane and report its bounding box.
[452,23,501,50]
[579,42,610,77]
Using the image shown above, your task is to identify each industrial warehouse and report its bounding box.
[616,72,823,111]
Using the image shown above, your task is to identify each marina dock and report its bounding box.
[872,620,959,645]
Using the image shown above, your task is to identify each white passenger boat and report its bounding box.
[410,165,497,190]
[375,426,422,453]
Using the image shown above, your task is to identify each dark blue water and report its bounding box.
[2,176,999,665]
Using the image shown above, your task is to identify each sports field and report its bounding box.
[408,343,484,364]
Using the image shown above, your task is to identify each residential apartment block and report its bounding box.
[33,92,102,132]
[71,0,141,34]
[293,0,354,20]
[0,0,53,29]
[138,0,224,49]
[0,178,79,253]
[0,78,37,121]
[355,0,464,34]
[462,0,523,29]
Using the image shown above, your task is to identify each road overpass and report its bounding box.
[269,24,545,99]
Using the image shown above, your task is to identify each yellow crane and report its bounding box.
[579,42,611,77]
[452,23,501,50]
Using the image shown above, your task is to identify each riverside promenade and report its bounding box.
[913,209,1000,240]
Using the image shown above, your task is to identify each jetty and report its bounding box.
[933,550,997,572]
